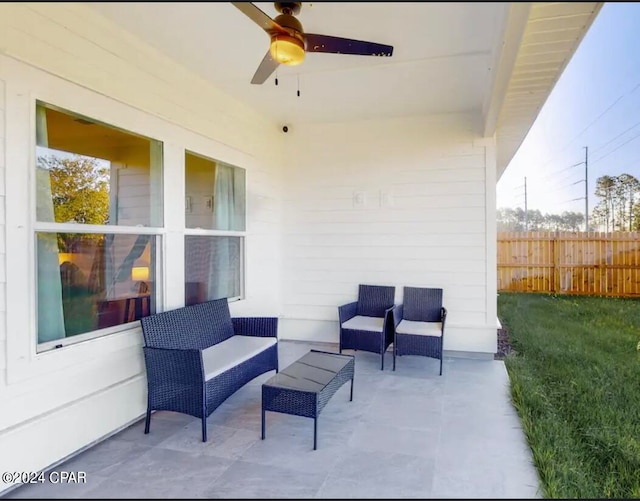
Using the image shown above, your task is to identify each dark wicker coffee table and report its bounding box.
[261,349,355,450]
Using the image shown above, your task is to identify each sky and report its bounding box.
[497,3,640,216]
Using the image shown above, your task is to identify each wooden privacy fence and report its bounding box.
[497,231,640,297]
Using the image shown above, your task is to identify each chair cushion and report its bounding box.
[202,335,277,381]
[396,320,442,337]
[342,315,384,332]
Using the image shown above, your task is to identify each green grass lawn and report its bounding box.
[498,293,640,499]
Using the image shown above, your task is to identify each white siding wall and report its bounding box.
[0,3,283,492]
[280,116,497,354]
[0,79,6,392]
[0,3,499,490]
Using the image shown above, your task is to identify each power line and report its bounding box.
[553,171,584,186]
[584,146,589,232]
[537,160,585,183]
[589,119,640,155]
[542,162,584,179]
[544,185,581,197]
[539,147,588,229]
[543,175,586,194]
[589,128,640,166]
[560,196,585,205]
[539,80,640,170]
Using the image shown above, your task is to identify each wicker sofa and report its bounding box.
[140,298,278,442]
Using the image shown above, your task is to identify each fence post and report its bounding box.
[552,233,557,293]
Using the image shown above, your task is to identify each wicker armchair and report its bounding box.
[338,284,396,370]
[391,287,447,375]
[141,298,278,442]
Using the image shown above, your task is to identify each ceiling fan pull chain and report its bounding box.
[297,74,300,97]
[232,2,393,85]
[275,44,279,86]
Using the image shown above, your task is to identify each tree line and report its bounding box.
[591,174,639,231]
[497,208,585,232]
[499,173,640,232]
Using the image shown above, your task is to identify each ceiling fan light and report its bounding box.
[270,34,305,66]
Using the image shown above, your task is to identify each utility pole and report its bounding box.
[524,176,528,231]
[629,184,634,231]
[584,146,589,232]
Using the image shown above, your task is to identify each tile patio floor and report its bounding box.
[3,340,540,499]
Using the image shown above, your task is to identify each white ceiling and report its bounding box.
[86,2,508,125]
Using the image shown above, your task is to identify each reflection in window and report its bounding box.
[36,103,163,227]
[37,154,110,225]
[35,101,163,350]
[37,232,157,344]
[184,150,246,306]
[185,236,242,306]
[185,151,245,231]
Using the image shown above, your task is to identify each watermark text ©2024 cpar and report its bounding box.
[2,471,87,484]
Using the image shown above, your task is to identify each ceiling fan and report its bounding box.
[232,2,394,84]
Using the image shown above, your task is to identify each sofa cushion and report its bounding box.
[396,320,442,337]
[202,335,277,381]
[342,315,384,332]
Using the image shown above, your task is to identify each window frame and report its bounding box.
[34,228,163,353]
[32,101,166,353]
[4,78,171,385]
[3,59,253,385]
[184,149,247,303]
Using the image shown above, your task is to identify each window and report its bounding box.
[35,102,163,351]
[184,151,245,305]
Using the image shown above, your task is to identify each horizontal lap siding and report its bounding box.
[292,269,487,287]
[0,79,5,386]
[287,233,486,247]
[1,4,271,153]
[283,115,487,331]
[0,3,282,486]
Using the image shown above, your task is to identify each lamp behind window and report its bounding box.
[131,266,149,294]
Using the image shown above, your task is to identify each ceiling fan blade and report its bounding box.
[251,50,280,85]
[304,33,393,57]
[231,2,284,33]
